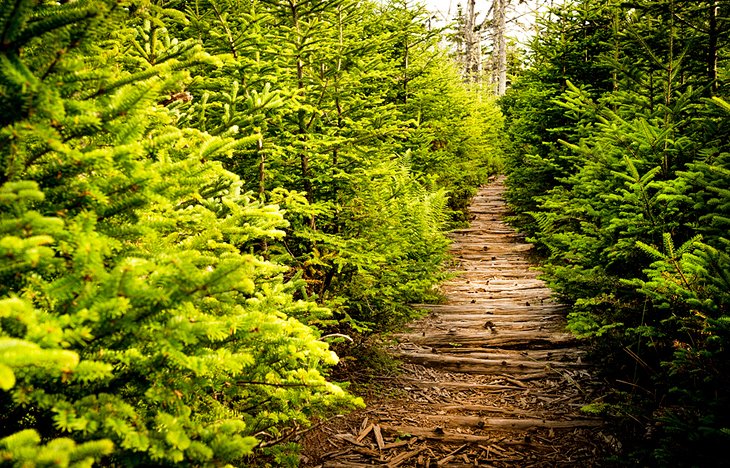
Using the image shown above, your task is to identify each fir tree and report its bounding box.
[0,0,360,465]
[166,0,504,331]
[500,0,730,463]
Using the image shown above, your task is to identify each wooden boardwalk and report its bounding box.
[303,179,612,467]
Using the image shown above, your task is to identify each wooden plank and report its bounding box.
[395,352,582,379]
[396,379,524,391]
[380,426,532,444]
[396,351,586,369]
[386,447,425,467]
[397,331,577,349]
[413,415,602,430]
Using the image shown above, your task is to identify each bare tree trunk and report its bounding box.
[493,0,507,95]
[464,0,482,82]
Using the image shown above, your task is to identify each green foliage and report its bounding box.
[0,429,114,468]
[502,0,730,464]
[0,0,502,465]
[162,0,503,330]
[0,0,375,465]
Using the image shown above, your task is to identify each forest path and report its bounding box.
[302,178,611,467]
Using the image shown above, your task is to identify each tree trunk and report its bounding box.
[708,0,718,95]
[494,0,507,95]
[464,0,481,82]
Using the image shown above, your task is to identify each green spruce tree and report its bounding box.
[0,1,360,465]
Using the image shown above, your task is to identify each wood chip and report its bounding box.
[334,433,364,447]
[356,423,373,442]
[351,446,381,458]
[373,424,385,450]
[456,444,473,456]
[383,440,409,450]
[500,375,529,388]
[322,462,377,468]
[386,447,426,467]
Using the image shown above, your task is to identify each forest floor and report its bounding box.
[300,178,618,467]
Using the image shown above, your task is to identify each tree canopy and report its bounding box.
[5,0,729,465]
[0,0,502,465]
[501,0,730,464]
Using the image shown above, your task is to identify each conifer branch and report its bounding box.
[236,380,327,388]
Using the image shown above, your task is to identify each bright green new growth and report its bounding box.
[1,0,501,465]
[0,0,361,465]
[157,0,503,330]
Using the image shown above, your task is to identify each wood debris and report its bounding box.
[301,179,616,467]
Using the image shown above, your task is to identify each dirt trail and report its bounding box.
[302,179,611,467]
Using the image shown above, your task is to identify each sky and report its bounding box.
[419,0,553,45]
[421,0,459,22]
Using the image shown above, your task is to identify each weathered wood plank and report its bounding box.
[397,331,577,349]
[392,415,602,430]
